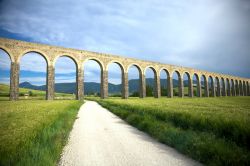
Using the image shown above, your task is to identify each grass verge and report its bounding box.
[0,100,83,166]
[88,97,250,166]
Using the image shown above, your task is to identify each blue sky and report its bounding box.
[0,0,249,85]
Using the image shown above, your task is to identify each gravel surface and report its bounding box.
[58,100,201,166]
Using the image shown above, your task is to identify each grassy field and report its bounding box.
[0,84,74,100]
[88,96,250,166]
[0,100,83,166]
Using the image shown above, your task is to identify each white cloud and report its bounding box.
[0,0,249,80]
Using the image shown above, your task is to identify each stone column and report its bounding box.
[101,70,108,99]
[154,74,161,98]
[10,62,19,100]
[179,77,184,97]
[188,78,193,97]
[76,67,83,100]
[197,79,202,97]
[167,76,173,98]
[46,65,55,100]
[139,73,146,98]
[204,79,209,97]
[122,71,129,99]
[211,81,215,97]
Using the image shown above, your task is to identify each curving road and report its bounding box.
[58,101,201,166]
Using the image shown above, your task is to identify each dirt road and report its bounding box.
[58,101,200,166]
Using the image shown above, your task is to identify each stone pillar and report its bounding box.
[154,74,161,98]
[179,77,184,97]
[188,78,193,97]
[204,79,209,97]
[101,70,108,99]
[46,65,55,100]
[76,67,83,100]
[122,71,129,99]
[197,79,202,97]
[139,73,146,98]
[10,62,19,100]
[167,76,173,98]
[211,81,215,97]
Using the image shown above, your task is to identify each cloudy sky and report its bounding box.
[0,0,249,85]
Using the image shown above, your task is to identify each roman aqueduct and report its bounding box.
[0,37,249,100]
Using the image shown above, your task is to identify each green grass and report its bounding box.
[87,97,250,166]
[0,83,74,100]
[0,100,83,166]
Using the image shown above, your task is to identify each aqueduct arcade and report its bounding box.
[0,37,249,100]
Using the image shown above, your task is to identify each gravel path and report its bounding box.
[58,101,201,166]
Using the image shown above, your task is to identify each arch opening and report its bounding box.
[208,76,214,97]
[183,72,191,97]
[200,75,207,97]
[145,67,156,97]
[83,59,102,98]
[160,69,169,97]
[54,56,77,99]
[19,52,47,99]
[0,49,11,99]
[107,62,123,97]
[192,74,200,97]
[172,71,181,97]
[128,65,141,98]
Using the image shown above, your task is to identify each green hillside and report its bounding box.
[0,84,74,100]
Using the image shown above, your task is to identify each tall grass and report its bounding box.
[88,97,250,165]
[0,100,83,166]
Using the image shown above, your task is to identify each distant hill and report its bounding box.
[19,78,198,94]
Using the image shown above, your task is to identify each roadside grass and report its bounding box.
[0,100,83,166]
[87,96,250,166]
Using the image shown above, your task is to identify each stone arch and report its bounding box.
[0,47,14,62]
[19,51,48,99]
[192,73,201,97]
[18,50,49,66]
[208,76,215,97]
[144,66,159,98]
[54,55,79,99]
[127,63,143,74]
[53,54,79,69]
[159,68,170,97]
[239,80,243,96]
[200,74,208,97]
[0,48,12,99]
[106,60,125,73]
[243,81,246,96]
[221,77,226,96]
[235,80,239,96]
[215,77,221,96]
[182,71,192,97]
[127,64,144,98]
[226,78,231,96]
[107,61,125,98]
[171,70,183,97]
[247,81,250,96]
[82,58,104,98]
[231,79,235,96]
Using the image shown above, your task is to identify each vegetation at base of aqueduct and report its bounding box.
[88,97,250,166]
[0,100,83,166]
